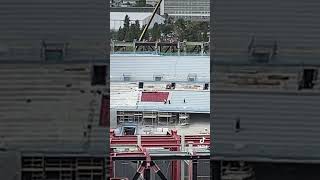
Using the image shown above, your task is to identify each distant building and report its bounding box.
[110,0,136,7]
[110,12,165,31]
[146,0,158,6]
[161,0,210,21]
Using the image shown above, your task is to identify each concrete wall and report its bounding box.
[0,64,108,153]
[0,0,107,62]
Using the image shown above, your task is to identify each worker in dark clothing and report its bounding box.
[183,98,186,103]
[168,100,171,104]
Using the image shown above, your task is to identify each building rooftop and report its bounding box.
[111,84,209,113]
[110,55,210,82]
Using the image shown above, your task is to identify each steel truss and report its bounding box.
[110,129,210,180]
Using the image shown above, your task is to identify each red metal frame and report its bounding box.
[110,129,210,179]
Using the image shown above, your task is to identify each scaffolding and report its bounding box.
[21,155,106,180]
[116,111,185,128]
[110,129,210,180]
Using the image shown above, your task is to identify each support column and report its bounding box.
[183,40,187,56]
[155,42,159,55]
[177,42,181,56]
[137,135,141,147]
[181,135,185,180]
[133,40,136,54]
[201,42,204,56]
[172,147,181,180]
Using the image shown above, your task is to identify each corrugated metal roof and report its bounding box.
[0,64,108,152]
[0,0,107,62]
[213,90,320,160]
[214,0,320,65]
[111,90,209,113]
[110,55,210,82]
[212,63,320,161]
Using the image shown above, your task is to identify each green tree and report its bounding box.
[127,24,136,41]
[136,0,146,7]
[134,20,141,40]
[174,18,186,41]
[123,15,130,31]
[117,15,131,41]
[117,27,125,41]
[151,23,161,41]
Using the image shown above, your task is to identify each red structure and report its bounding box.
[100,95,109,127]
[141,92,169,102]
[110,129,210,180]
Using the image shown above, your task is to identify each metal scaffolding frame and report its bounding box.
[110,130,210,180]
[116,110,187,128]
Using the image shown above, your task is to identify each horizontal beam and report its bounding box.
[112,155,210,161]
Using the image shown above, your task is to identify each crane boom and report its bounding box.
[138,0,163,41]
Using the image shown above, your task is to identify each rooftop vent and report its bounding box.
[154,74,163,81]
[41,40,68,61]
[248,36,277,63]
[123,73,131,81]
[188,73,197,82]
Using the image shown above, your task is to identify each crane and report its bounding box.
[138,0,163,41]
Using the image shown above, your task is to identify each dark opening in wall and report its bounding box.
[99,95,109,127]
[123,127,136,135]
[153,75,161,81]
[123,74,131,81]
[188,73,197,82]
[138,82,144,89]
[91,65,106,86]
[45,49,63,61]
[300,69,318,89]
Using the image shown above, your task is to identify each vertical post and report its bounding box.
[183,40,187,56]
[201,42,204,56]
[133,39,136,54]
[177,42,181,56]
[181,135,185,180]
[138,135,141,147]
[171,147,181,180]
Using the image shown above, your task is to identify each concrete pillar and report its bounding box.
[133,39,136,54]
[181,135,185,180]
[155,42,158,55]
[183,40,187,56]
[137,135,141,147]
[201,42,204,56]
[177,42,181,56]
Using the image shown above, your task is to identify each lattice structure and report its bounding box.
[110,130,210,180]
[21,155,106,180]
